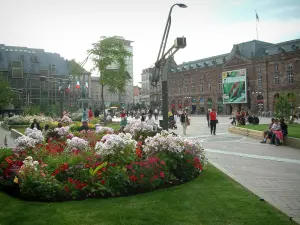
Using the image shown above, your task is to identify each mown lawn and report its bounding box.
[0,165,295,225]
[238,123,300,139]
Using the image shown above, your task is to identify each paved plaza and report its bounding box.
[1,116,299,222]
[170,115,300,223]
[0,123,16,148]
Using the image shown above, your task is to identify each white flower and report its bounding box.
[25,128,44,143]
[20,156,39,171]
[66,137,89,151]
[14,135,38,152]
[123,119,153,136]
[54,126,70,136]
[61,115,73,124]
[95,133,137,156]
[95,126,114,134]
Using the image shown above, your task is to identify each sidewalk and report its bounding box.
[0,123,16,148]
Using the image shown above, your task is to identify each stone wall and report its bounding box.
[228,126,300,150]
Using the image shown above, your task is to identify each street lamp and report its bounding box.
[155,3,187,130]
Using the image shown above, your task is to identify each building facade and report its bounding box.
[133,85,141,105]
[0,44,92,110]
[89,76,119,108]
[140,67,152,107]
[168,39,300,115]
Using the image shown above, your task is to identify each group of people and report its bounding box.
[82,107,96,122]
[260,118,288,146]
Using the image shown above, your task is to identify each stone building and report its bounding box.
[168,38,300,115]
[0,44,92,109]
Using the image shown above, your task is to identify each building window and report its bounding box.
[258,75,262,88]
[192,76,195,82]
[199,84,203,92]
[288,63,293,70]
[275,64,279,71]
[218,80,222,90]
[208,82,212,91]
[288,72,294,84]
[191,84,196,92]
[274,73,280,85]
[257,67,261,73]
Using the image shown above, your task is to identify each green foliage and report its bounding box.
[0,73,14,110]
[68,59,86,76]
[105,166,130,196]
[157,151,200,182]
[19,174,63,201]
[89,36,132,125]
[23,105,41,116]
[274,93,294,119]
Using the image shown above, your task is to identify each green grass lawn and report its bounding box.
[0,165,295,225]
[239,123,300,139]
[13,127,27,134]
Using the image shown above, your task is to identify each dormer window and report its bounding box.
[275,64,279,71]
[288,63,293,70]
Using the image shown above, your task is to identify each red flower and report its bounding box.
[136,148,142,158]
[67,177,74,183]
[140,174,145,179]
[160,160,166,165]
[101,180,106,185]
[129,175,138,182]
[64,186,70,192]
[153,175,158,180]
[159,171,165,178]
[5,157,13,164]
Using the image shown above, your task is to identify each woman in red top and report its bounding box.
[209,108,217,135]
[88,107,93,120]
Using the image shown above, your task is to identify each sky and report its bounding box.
[1,0,300,85]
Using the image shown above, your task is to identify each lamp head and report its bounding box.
[177,3,187,8]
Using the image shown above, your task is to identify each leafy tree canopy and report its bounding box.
[89,36,132,93]
[0,73,14,110]
[67,59,87,77]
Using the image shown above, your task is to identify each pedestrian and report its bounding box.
[94,108,100,118]
[210,108,218,135]
[180,109,189,135]
[206,109,211,127]
[154,108,158,120]
[148,108,153,117]
[30,119,42,130]
[88,107,93,120]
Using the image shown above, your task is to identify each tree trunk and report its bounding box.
[101,84,106,125]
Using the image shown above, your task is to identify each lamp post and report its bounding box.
[156,3,187,130]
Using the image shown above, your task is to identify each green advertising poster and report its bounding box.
[222,69,247,104]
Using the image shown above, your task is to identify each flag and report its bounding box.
[85,81,88,88]
[256,11,259,22]
[76,81,80,89]
[66,84,70,92]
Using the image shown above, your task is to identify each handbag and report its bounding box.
[216,119,219,124]
[187,117,190,126]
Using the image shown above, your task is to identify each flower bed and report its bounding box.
[0,123,206,202]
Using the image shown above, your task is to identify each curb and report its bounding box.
[228,126,300,150]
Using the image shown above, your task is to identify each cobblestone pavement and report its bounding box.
[170,116,300,223]
[0,123,15,148]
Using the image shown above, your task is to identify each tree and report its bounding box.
[89,36,132,124]
[67,59,87,76]
[0,73,14,110]
[274,93,291,120]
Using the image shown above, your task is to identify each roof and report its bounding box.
[170,38,300,72]
[0,44,69,75]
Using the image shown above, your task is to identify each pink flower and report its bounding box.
[159,171,165,178]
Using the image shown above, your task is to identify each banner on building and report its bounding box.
[222,68,247,104]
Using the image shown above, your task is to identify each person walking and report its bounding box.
[206,109,210,127]
[154,108,158,120]
[180,109,189,135]
[209,108,217,135]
